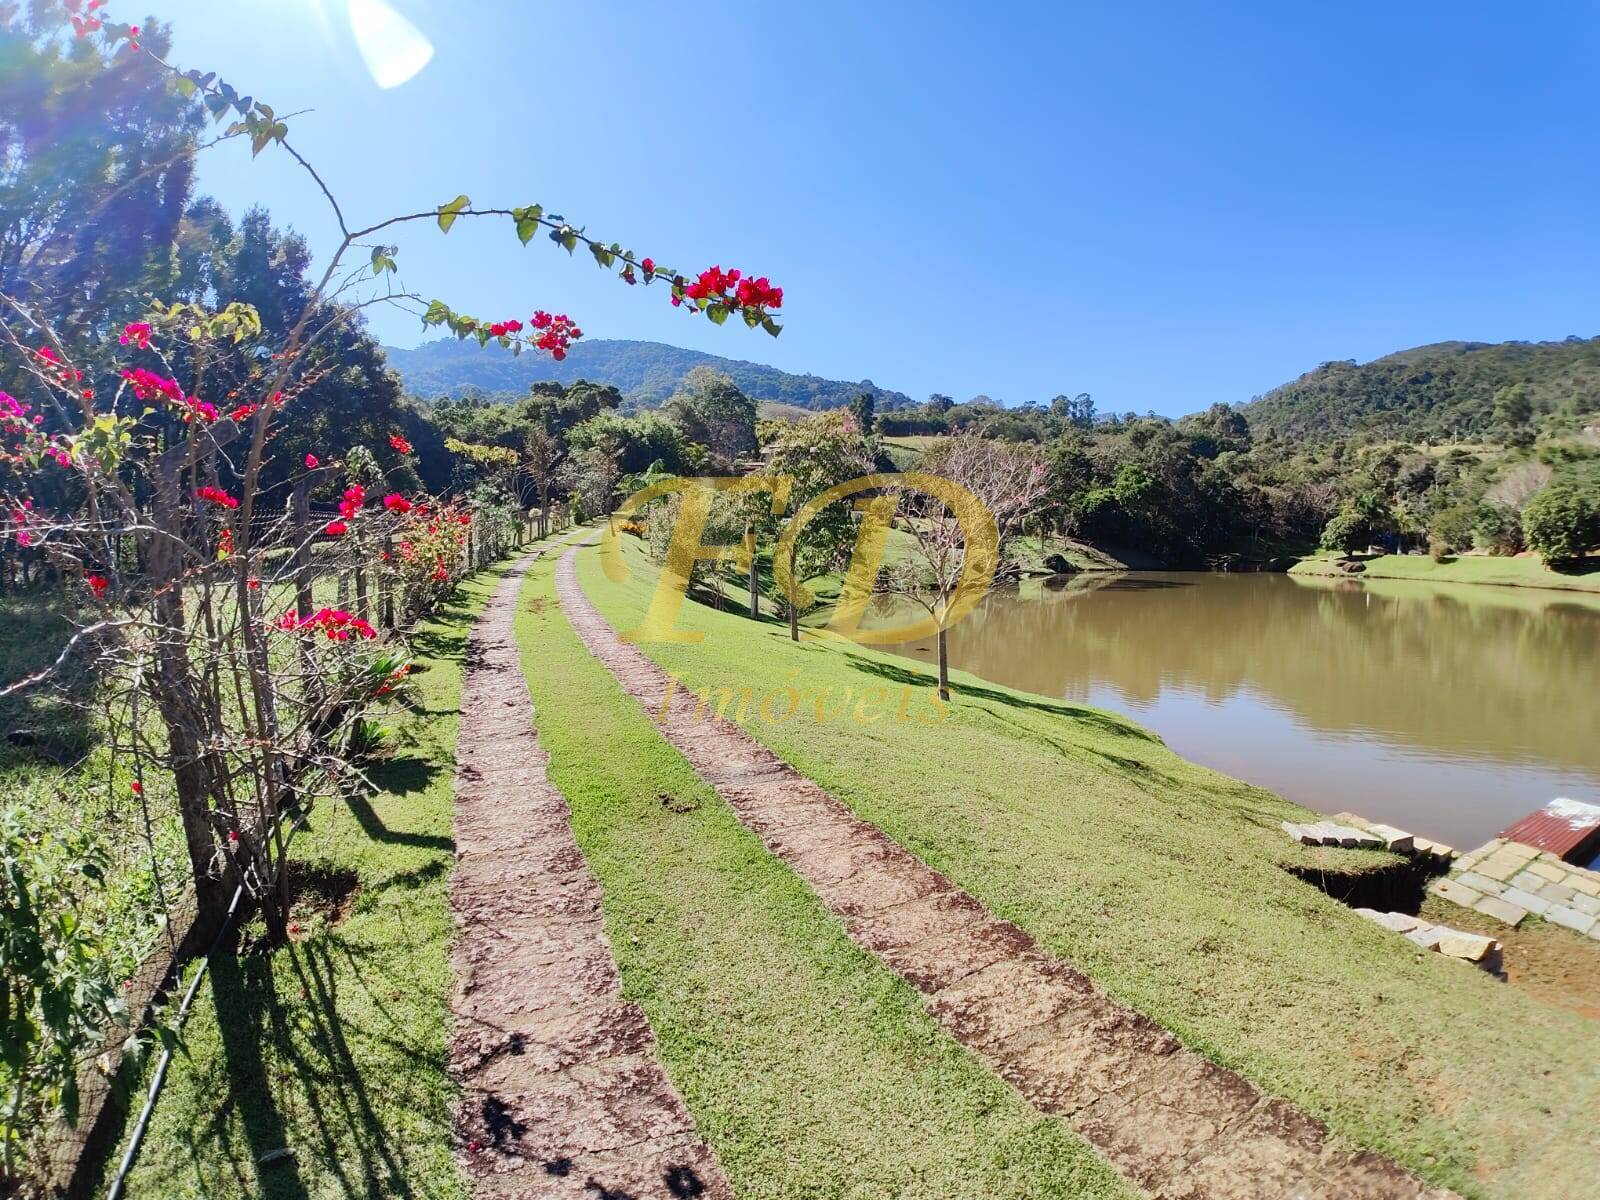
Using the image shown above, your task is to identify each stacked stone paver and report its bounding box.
[1431,838,1600,939]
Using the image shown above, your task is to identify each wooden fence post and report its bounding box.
[380,535,394,629]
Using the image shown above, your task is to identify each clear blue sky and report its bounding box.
[156,0,1600,416]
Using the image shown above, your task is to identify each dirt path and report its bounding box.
[448,549,731,1199]
[554,546,1456,1200]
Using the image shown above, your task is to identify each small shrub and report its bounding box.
[1472,502,1524,555]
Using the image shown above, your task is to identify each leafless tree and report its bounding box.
[879,436,1051,700]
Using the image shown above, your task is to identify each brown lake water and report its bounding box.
[877,572,1600,851]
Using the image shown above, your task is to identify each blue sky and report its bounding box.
[156,1,1600,416]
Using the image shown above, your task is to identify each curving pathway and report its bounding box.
[448,548,731,1199]
[554,544,1456,1200]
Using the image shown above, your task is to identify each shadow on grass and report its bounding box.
[838,651,1163,744]
[207,936,442,1200]
[345,789,452,852]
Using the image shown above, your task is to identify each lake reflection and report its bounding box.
[875,572,1600,849]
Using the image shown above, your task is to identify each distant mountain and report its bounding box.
[383,337,915,412]
[1241,336,1600,443]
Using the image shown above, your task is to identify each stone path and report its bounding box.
[555,545,1456,1200]
[448,549,731,1199]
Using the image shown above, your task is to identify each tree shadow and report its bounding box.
[344,789,453,852]
[838,651,1163,744]
[208,952,312,1200]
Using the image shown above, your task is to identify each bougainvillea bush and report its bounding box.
[0,2,784,1184]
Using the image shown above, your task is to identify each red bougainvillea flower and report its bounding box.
[682,265,784,313]
[248,578,261,590]
[640,258,654,275]
[130,780,142,796]
[528,311,581,360]
[304,453,319,468]
[383,493,413,514]
[324,519,348,537]
[85,573,109,596]
[119,322,153,350]
[338,484,366,519]
[389,434,413,455]
[227,829,239,846]
[196,485,240,510]
[277,606,378,641]
[228,402,258,423]
[457,513,472,526]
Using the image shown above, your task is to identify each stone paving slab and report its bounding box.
[450,551,728,1199]
[1427,836,1600,941]
[555,545,1456,1200]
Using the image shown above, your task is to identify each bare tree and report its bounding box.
[880,437,1051,700]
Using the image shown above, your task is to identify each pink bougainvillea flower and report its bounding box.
[324,519,348,537]
[196,485,239,510]
[304,453,319,468]
[382,493,412,514]
[119,322,153,350]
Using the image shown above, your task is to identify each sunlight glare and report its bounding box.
[348,0,434,90]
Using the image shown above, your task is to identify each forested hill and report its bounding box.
[1241,335,1600,443]
[383,337,915,411]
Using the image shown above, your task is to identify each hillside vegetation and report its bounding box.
[1241,336,1600,444]
[384,336,914,411]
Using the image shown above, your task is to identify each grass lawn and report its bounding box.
[105,560,521,1200]
[574,536,1600,1200]
[514,551,1132,1199]
[1292,549,1600,593]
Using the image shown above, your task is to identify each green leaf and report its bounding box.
[761,316,782,337]
[511,204,543,244]
[706,304,729,326]
[436,194,470,233]
[173,76,197,98]
[589,243,614,269]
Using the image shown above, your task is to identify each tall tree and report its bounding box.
[0,11,199,345]
[664,365,755,466]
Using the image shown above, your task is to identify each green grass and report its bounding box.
[515,552,1132,1199]
[1292,548,1600,592]
[574,537,1600,1200]
[105,562,519,1200]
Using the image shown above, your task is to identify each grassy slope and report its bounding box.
[108,564,518,1200]
[1292,549,1600,593]
[515,552,1131,1199]
[576,538,1600,1200]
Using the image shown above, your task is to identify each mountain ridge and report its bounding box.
[383,337,915,412]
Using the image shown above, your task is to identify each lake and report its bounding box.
[877,571,1600,851]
